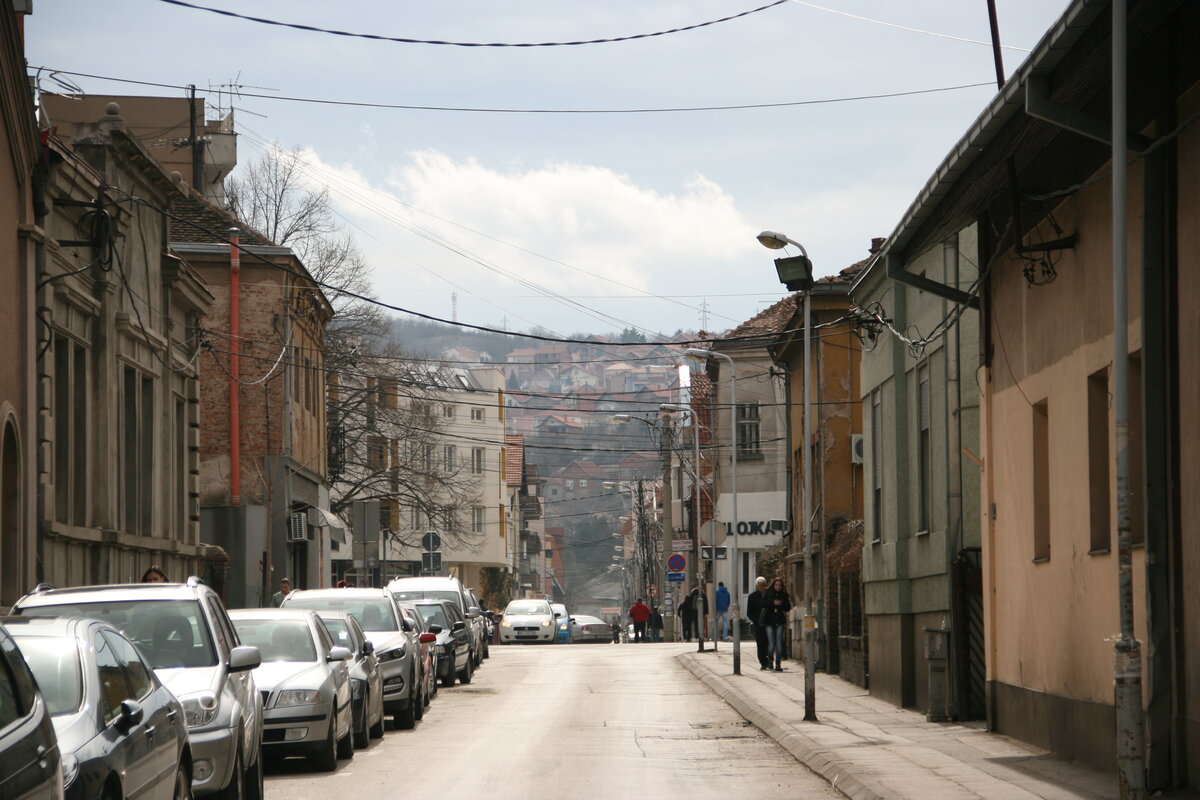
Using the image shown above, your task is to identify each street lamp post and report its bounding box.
[758,229,817,721]
[682,349,741,673]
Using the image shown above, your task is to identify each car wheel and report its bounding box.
[311,717,338,772]
[173,763,192,800]
[244,750,264,800]
[413,670,425,721]
[353,694,370,749]
[369,704,385,739]
[336,715,355,760]
[440,654,456,687]
[458,653,473,685]
[394,687,417,730]
[215,746,245,800]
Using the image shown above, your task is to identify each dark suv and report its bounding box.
[11,579,264,799]
[0,621,63,799]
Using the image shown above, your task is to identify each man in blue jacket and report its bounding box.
[715,581,731,641]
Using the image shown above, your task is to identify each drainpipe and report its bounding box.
[228,228,241,506]
[1110,2,1146,796]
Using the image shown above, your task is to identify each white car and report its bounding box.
[498,599,556,644]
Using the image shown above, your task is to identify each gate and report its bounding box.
[952,547,986,719]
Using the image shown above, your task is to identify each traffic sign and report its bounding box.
[701,546,728,560]
[421,552,443,573]
[666,553,686,573]
[647,585,658,598]
[672,539,693,551]
[667,572,685,582]
[422,531,441,551]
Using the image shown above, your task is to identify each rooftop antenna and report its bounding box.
[451,292,458,323]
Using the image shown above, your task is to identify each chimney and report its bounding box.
[869,237,886,254]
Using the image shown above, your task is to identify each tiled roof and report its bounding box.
[169,187,275,247]
[504,435,524,486]
[723,294,800,340]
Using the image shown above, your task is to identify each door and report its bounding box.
[105,632,178,797]
[0,636,59,800]
[95,631,156,799]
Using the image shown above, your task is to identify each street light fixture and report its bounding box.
[682,348,741,672]
[759,229,817,721]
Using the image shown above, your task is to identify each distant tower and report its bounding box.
[700,299,710,332]
[451,292,458,323]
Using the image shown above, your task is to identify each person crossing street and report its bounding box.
[628,598,652,642]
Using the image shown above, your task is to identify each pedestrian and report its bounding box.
[679,591,695,641]
[761,577,792,671]
[628,598,651,642]
[693,586,710,641]
[271,578,292,607]
[747,576,770,670]
[715,581,731,641]
[649,606,664,643]
[610,617,622,644]
[141,565,168,583]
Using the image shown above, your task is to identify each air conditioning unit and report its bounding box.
[851,434,865,465]
[288,512,307,542]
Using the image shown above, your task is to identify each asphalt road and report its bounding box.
[263,641,840,799]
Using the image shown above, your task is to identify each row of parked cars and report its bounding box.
[0,574,494,799]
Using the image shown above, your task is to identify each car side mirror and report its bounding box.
[427,624,443,634]
[466,606,480,618]
[452,621,466,632]
[569,617,576,624]
[115,699,144,734]
[554,612,562,618]
[328,646,353,661]
[361,641,375,655]
[418,633,437,644]
[483,610,495,618]
[228,645,261,672]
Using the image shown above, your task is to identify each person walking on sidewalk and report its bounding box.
[747,577,770,669]
[715,581,731,641]
[648,606,664,642]
[760,577,792,671]
[629,598,651,642]
[679,591,695,641]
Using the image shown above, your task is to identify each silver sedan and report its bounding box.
[569,615,614,643]
[228,610,353,772]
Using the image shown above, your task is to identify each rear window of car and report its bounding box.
[283,596,399,632]
[390,590,460,609]
[9,635,82,715]
[415,604,450,629]
[18,600,217,669]
[233,619,317,662]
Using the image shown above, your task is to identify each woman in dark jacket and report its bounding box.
[760,577,792,671]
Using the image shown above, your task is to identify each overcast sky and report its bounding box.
[26,1,1070,339]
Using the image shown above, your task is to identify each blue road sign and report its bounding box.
[667,572,685,583]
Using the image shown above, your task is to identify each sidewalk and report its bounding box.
[679,648,1118,800]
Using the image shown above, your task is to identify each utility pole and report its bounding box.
[658,419,675,641]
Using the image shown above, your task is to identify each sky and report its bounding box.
[25,0,1071,340]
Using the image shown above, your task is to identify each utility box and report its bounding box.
[925,628,951,722]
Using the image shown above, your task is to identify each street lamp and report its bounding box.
[759,229,817,721]
[682,349,742,672]
[660,402,708,653]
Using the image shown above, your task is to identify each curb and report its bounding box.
[679,652,888,800]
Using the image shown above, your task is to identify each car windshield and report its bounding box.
[415,604,450,629]
[18,600,217,668]
[506,601,550,616]
[10,635,82,715]
[284,596,398,632]
[320,618,353,649]
[390,589,460,608]
[233,619,317,662]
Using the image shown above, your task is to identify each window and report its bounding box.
[380,378,398,410]
[472,506,486,533]
[105,632,153,701]
[443,445,457,470]
[410,507,423,529]
[94,632,126,724]
[471,407,485,422]
[0,652,25,728]
[443,405,455,419]
[579,480,587,488]
[54,335,89,527]
[471,447,485,475]
[871,390,883,543]
[422,444,434,472]
[366,436,387,469]
[1032,400,1050,561]
[736,403,761,456]
[917,365,932,533]
[121,366,155,536]
[566,479,575,491]
[1087,368,1110,553]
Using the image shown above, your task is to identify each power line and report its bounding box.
[35,67,995,115]
[155,0,789,48]
[786,1,1032,52]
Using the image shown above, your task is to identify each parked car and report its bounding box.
[5,616,190,800]
[412,601,472,687]
[387,577,485,670]
[228,610,353,771]
[11,579,264,800]
[550,603,571,643]
[314,611,384,748]
[0,620,63,800]
[569,615,612,643]
[394,602,437,713]
[465,588,489,660]
[281,589,421,729]
[498,599,556,644]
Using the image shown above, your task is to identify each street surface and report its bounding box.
[264,641,839,799]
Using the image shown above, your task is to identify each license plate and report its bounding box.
[516,633,537,638]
